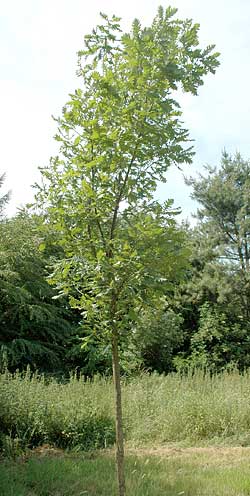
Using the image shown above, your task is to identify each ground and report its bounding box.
[2,445,250,495]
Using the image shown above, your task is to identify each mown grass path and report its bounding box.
[1,446,250,495]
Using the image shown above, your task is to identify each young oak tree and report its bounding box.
[36,7,219,495]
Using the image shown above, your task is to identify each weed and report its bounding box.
[2,368,250,454]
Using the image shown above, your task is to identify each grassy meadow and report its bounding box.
[2,369,250,494]
[2,447,250,495]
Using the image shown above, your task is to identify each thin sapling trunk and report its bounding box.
[112,328,126,496]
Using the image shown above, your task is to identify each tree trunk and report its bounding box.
[112,329,126,496]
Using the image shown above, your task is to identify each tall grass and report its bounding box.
[1,368,250,454]
[0,370,115,455]
[123,370,250,445]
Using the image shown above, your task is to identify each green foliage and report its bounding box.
[186,152,250,319]
[132,304,184,373]
[64,333,113,376]
[0,173,10,218]
[176,303,250,371]
[0,212,77,372]
[175,152,250,371]
[35,8,219,350]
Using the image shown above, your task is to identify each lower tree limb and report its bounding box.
[112,329,126,496]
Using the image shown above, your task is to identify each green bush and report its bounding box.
[45,413,115,450]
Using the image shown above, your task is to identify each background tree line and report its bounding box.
[1,151,250,375]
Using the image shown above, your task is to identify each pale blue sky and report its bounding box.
[1,0,250,221]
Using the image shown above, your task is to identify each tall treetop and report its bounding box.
[40,6,219,253]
